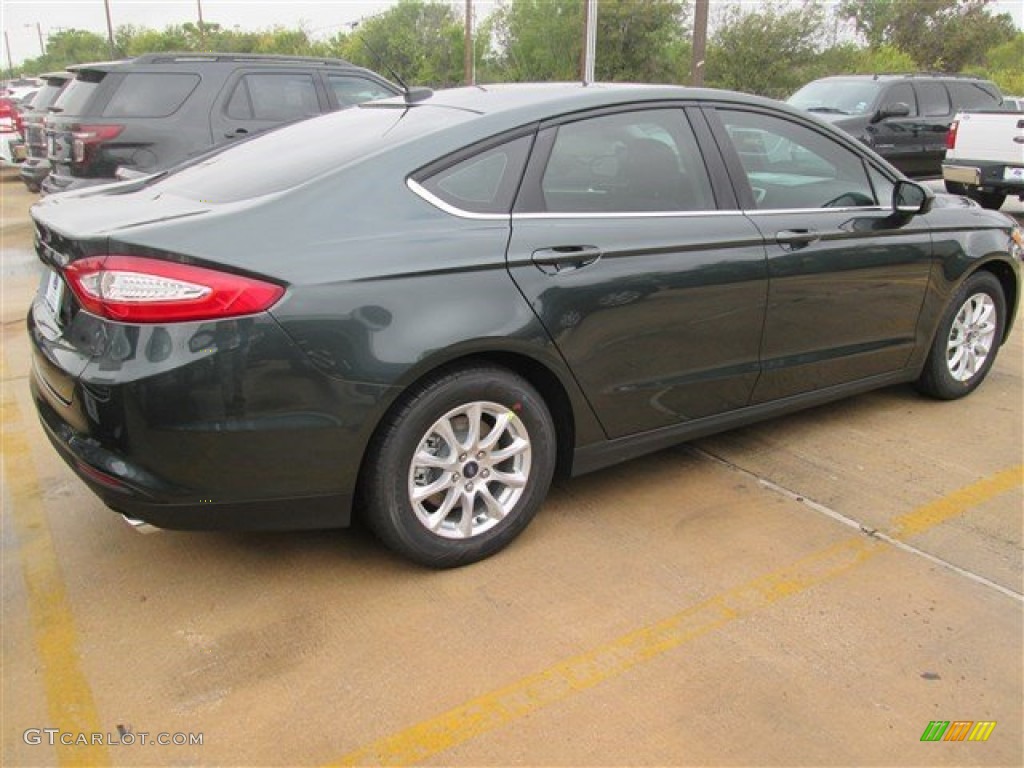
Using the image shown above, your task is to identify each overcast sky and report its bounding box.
[2,0,1022,68]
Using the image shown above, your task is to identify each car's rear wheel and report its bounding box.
[362,365,556,567]
[915,272,1005,400]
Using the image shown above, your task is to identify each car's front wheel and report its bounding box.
[916,271,1006,400]
[361,365,556,567]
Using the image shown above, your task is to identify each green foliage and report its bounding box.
[838,0,1017,71]
[329,0,465,87]
[9,1,1024,100]
[705,2,828,99]
[482,0,688,83]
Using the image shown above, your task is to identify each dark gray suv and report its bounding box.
[788,73,1003,178]
[42,53,397,194]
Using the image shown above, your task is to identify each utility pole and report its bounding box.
[580,0,596,83]
[690,0,709,86]
[197,0,206,50]
[104,0,116,59]
[464,0,472,85]
[3,30,14,79]
[32,23,45,55]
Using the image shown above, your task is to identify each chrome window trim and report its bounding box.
[406,178,509,221]
[409,177,888,220]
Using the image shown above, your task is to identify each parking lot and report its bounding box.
[2,171,1021,766]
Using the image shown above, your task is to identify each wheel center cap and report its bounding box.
[463,461,479,479]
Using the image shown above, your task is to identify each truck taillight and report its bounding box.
[946,120,959,150]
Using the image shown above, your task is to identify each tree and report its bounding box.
[482,0,689,83]
[17,29,111,73]
[838,0,1016,71]
[328,0,464,87]
[705,2,828,99]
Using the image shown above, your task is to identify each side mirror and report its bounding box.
[871,102,911,123]
[892,180,934,215]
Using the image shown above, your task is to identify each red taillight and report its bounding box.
[71,123,123,164]
[0,98,15,133]
[63,255,285,323]
[946,119,959,150]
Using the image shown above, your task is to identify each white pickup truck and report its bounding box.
[942,110,1024,210]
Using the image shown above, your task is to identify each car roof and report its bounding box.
[71,52,357,74]
[808,73,991,83]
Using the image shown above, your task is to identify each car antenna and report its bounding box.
[353,23,433,105]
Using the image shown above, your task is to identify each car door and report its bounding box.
[506,106,768,439]
[865,82,922,174]
[211,70,325,143]
[707,106,934,404]
[912,81,953,176]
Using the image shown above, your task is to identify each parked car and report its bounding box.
[999,96,1024,113]
[29,83,1021,567]
[1,77,42,101]
[943,110,1024,209]
[18,71,73,192]
[788,73,1004,178]
[0,96,27,167]
[42,52,398,194]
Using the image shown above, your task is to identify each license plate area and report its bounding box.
[43,268,65,318]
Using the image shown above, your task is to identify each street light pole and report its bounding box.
[580,0,596,84]
[691,0,709,87]
[103,0,116,59]
[197,0,206,49]
[26,23,45,55]
[464,0,472,85]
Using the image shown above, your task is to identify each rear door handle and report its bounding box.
[531,245,602,274]
[775,229,820,251]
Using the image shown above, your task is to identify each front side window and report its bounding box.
[104,73,199,117]
[226,73,319,121]
[718,109,876,210]
[538,109,713,213]
[884,83,917,116]
[327,75,395,107]
[418,134,533,214]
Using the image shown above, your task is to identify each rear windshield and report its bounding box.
[51,71,105,115]
[151,102,472,202]
[29,79,69,111]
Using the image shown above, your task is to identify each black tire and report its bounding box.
[965,189,1006,210]
[915,272,1005,400]
[361,365,556,568]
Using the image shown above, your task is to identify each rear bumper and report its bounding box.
[41,171,114,195]
[27,297,395,532]
[943,160,1024,194]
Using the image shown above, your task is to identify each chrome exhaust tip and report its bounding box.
[122,515,159,534]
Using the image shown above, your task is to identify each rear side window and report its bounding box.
[418,135,533,214]
[915,82,951,117]
[51,73,104,115]
[103,73,199,117]
[946,81,1002,111]
[226,73,319,120]
[327,75,395,107]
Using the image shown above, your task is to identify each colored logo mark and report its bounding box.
[920,721,996,742]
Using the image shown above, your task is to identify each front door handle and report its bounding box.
[225,128,249,139]
[775,229,820,251]
[531,245,602,274]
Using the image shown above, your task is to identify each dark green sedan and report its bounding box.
[28,83,1022,566]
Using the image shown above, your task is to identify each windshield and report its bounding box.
[788,80,881,116]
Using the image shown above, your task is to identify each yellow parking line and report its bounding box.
[890,464,1023,538]
[1,359,110,767]
[332,468,1023,767]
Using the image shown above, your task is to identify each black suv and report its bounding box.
[42,53,397,194]
[18,71,73,192]
[788,73,1004,177]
